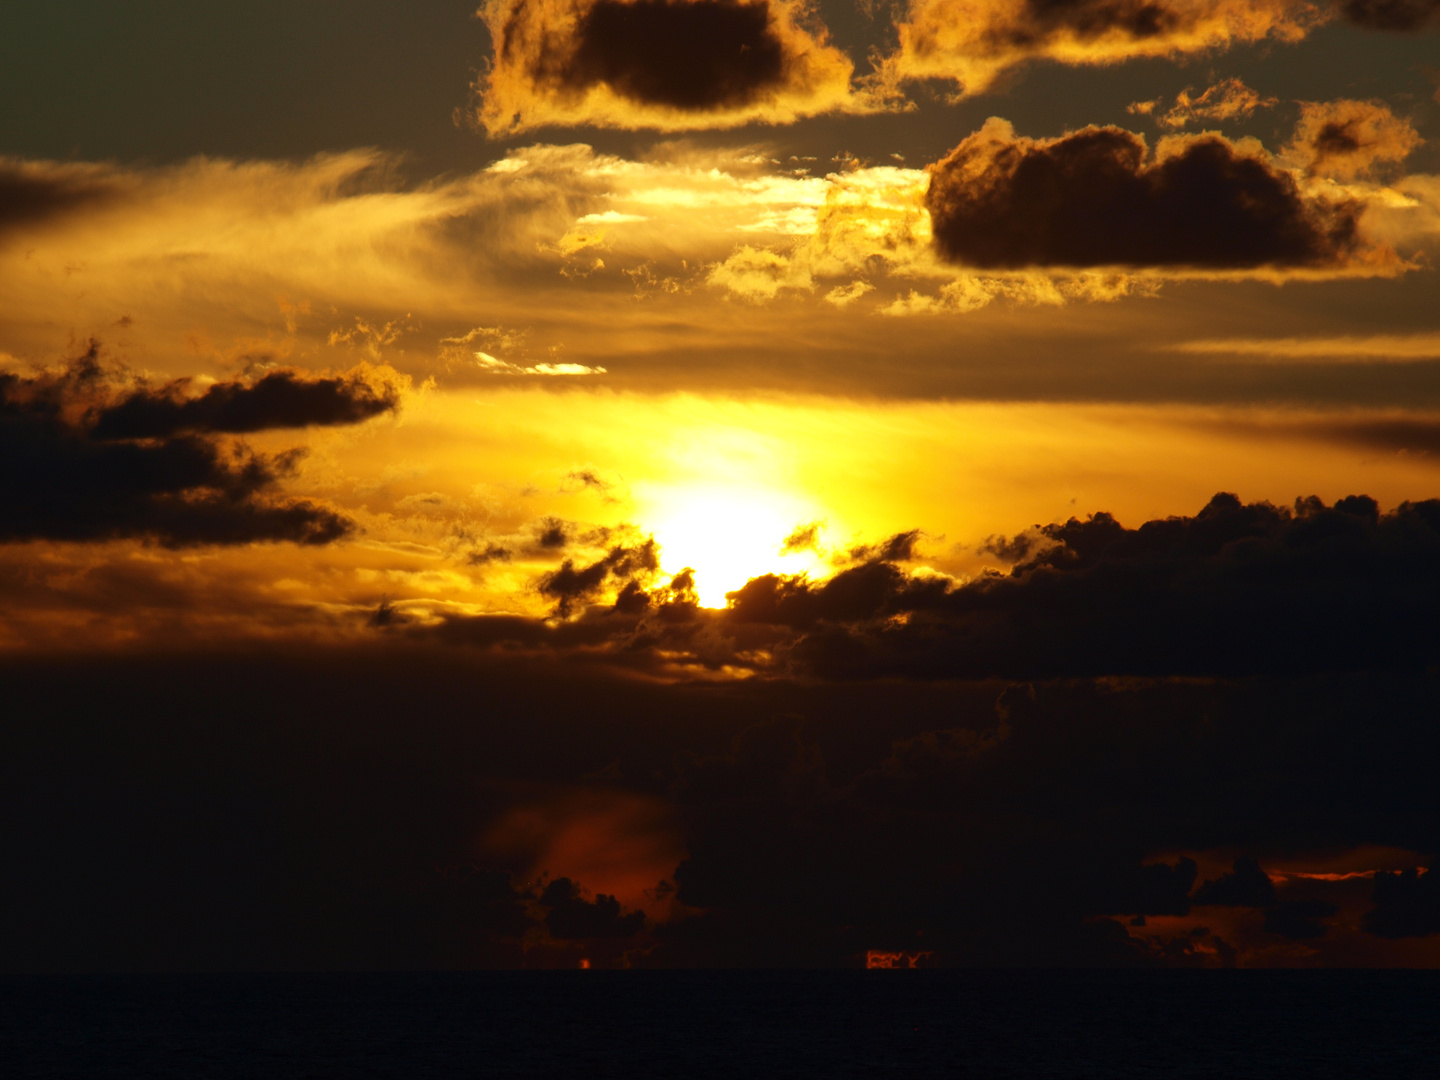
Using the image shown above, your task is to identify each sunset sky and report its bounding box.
[3,0,1439,970]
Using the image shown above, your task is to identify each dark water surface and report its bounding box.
[2,969,1436,1078]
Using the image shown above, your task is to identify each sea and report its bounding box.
[2,969,1436,1078]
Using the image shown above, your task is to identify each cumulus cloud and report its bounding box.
[924,119,1375,271]
[474,0,866,133]
[1283,99,1423,180]
[0,349,383,546]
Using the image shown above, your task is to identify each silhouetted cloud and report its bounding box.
[1262,899,1339,938]
[780,520,824,555]
[91,367,400,439]
[722,492,1440,681]
[1364,867,1440,937]
[925,120,1367,270]
[539,537,660,614]
[0,351,368,546]
[475,0,862,133]
[882,0,1322,97]
[1193,857,1279,907]
[541,877,647,938]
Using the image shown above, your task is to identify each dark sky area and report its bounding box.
[2,0,1439,970]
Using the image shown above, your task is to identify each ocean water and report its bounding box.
[2,969,1436,1078]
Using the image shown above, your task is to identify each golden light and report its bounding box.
[642,484,828,608]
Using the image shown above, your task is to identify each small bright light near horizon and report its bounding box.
[644,486,826,608]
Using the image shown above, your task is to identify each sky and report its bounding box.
[2,0,1440,970]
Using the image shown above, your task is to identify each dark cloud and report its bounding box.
[925,120,1363,270]
[1364,867,1440,937]
[90,368,400,439]
[984,0,1189,49]
[1192,857,1279,908]
[1336,0,1440,30]
[707,492,1440,682]
[0,160,121,234]
[1082,858,1198,918]
[539,537,660,614]
[847,529,923,563]
[555,0,787,109]
[0,352,362,546]
[780,519,824,555]
[1262,899,1339,939]
[3,639,1437,970]
[540,877,646,938]
[467,540,514,565]
[478,0,856,133]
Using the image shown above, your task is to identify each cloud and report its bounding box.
[925,119,1375,271]
[1129,78,1278,129]
[712,492,1440,681]
[90,365,402,439]
[1282,99,1423,180]
[0,349,366,546]
[878,1,1437,98]
[538,536,660,613]
[474,0,865,133]
[1262,898,1339,938]
[1335,0,1440,29]
[540,877,647,938]
[880,0,1321,98]
[1171,332,1440,362]
[0,159,126,235]
[476,351,608,375]
[1364,867,1440,937]
[779,519,824,555]
[1192,857,1279,907]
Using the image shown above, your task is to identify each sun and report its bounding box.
[643,485,827,608]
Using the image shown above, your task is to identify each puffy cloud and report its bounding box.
[924,119,1376,271]
[474,0,866,133]
[1283,99,1423,180]
[0,350,379,546]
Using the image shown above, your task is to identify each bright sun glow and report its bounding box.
[643,485,827,608]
